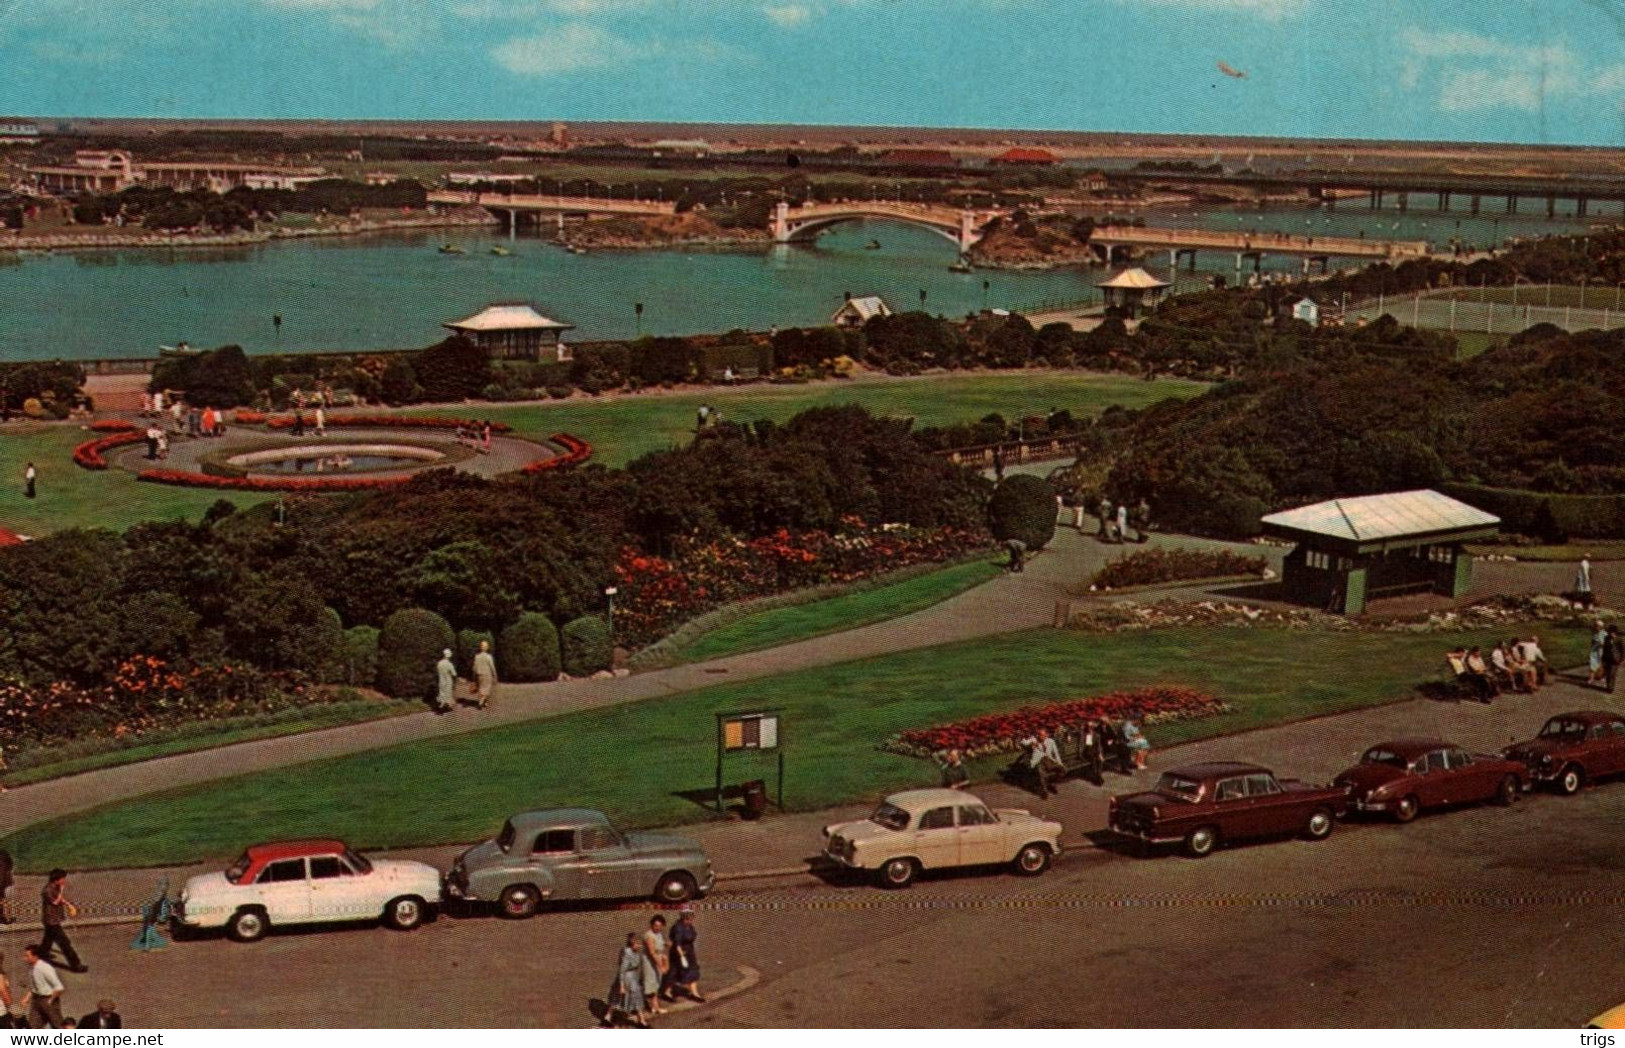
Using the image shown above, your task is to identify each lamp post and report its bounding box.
[604,585,618,640]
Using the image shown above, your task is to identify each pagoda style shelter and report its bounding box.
[444,303,574,362]
[1096,268,1171,318]
[1260,489,1499,615]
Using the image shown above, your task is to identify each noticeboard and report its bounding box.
[721,712,779,751]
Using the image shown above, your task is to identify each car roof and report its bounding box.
[1551,711,1624,725]
[246,840,348,862]
[884,789,986,812]
[1366,739,1453,759]
[507,809,610,832]
[1163,761,1270,780]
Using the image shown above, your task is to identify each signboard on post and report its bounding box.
[715,709,785,814]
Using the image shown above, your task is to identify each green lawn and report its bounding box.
[0,622,1584,872]
[651,557,1004,666]
[3,372,1205,534]
[1439,285,1625,310]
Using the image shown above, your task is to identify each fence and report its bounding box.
[1346,289,1625,336]
[937,434,1089,469]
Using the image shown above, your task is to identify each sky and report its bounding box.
[0,0,1623,145]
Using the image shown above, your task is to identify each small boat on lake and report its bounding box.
[438,244,466,255]
[865,239,882,250]
[948,257,973,273]
[490,245,511,256]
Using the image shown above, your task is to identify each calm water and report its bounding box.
[0,206,1609,361]
[254,454,412,474]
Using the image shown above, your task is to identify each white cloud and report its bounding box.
[763,3,812,27]
[492,23,641,75]
[1399,26,1618,114]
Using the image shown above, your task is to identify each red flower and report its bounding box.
[73,429,145,470]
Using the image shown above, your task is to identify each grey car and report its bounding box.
[444,808,715,918]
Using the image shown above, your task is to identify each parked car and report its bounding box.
[445,809,714,918]
[1333,739,1525,822]
[174,840,442,943]
[1503,710,1625,795]
[1107,761,1345,858]
[821,788,1063,889]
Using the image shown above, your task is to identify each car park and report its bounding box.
[174,840,442,943]
[821,789,1064,888]
[1107,761,1345,857]
[1333,739,1525,822]
[445,808,714,917]
[1503,710,1625,794]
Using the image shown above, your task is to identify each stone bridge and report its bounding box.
[770,200,1007,252]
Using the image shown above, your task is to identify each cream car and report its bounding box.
[822,788,1064,888]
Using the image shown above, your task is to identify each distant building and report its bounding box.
[0,118,40,143]
[1096,268,1171,318]
[24,151,324,195]
[364,171,399,186]
[878,148,957,169]
[1290,298,1320,325]
[992,147,1060,166]
[649,139,710,156]
[444,303,574,362]
[832,294,892,328]
[446,172,532,186]
[1081,170,1110,193]
[241,173,325,192]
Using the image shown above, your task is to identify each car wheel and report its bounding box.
[877,857,917,889]
[1013,843,1052,876]
[1303,807,1334,841]
[654,872,698,905]
[384,895,426,931]
[1558,764,1585,796]
[227,907,269,943]
[1496,774,1520,806]
[499,884,541,919]
[1393,795,1420,824]
[1184,825,1219,858]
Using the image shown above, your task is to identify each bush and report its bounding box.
[987,474,1057,550]
[376,607,456,699]
[498,612,560,683]
[341,625,380,687]
[456,628,495,676]
[561,615,613,676]
[1092,547,1268,589]
[546,385,573,400]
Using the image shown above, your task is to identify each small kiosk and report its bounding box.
[1096,268,1171,318]
[1260,489,1500,615]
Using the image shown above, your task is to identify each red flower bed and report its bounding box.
[521,432,593,474]
[263,414,513,433]
[73,424,145,470]
[136,469,416,493]
[881,686,1231,759]
[233,410,267,425]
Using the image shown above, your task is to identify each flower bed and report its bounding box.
[880,685,1231,759]
[1091,547,1268,590]
[262,414,514,433]
[232,409,267,425]
[136,468,416,493]
[72,423,143,470]
[521,432,593,474]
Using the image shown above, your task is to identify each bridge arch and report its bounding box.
[776,213,967,248]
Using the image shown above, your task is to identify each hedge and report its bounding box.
[498,612,561,683]
[342,625,380,688]
[1437,482,1625,540]
[561,616,613,677]
[987,474,1058,550]
[376,608,456,699]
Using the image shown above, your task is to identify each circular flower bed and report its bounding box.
[72,422,143,470]
[522,432,593,474]
[880,685,1232,760]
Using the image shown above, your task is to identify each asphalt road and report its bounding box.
[26,774,1625,1028]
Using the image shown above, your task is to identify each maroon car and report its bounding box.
[1503,711,1625,795]
[1334,739,1524,823]
[1107,761,1346,858]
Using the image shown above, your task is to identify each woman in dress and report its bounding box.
[614,933,649,1027]
[668,907,705,1002]
[1589,620,1607,686]
[1121,719,1151,770]
[642,915,670,1015]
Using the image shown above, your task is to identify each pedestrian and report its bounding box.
[1132,498,1151,543]
[314,406,325,437]
[434,648,456,714]
[23,463,35,500]
[156,432,168,460]
[1005,537,1026,573]
[151,389,164,416]
[291,410,305,437]
[22,945,63,1029]
[145,426,160,460]
[1589,620,1607,687]
[1116,501,1129,544]
[140,391,152,416]
[169,399,183,433]
[0,952,18,1027]
[667,908,704,1002]
[1122,719,1151,770]
[481,421,492,454]
[0,850,12,925]
[1098,496,1114,541]
[1607,626,1622,693]
[612,933,649,1027]
[39,870,85,973]
[1071,500,1086,531]
[79,999,121,1029]
[1084,720,1106,785]
[1576,554,1594,608]
[642,915,671,1016]
[991,444,1005,482]
[937,748,969,789]
[472,640,498,710]
[695,404,710,432]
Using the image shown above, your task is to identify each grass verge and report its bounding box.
[0,622,1586,872]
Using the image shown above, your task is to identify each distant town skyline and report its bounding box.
[1,0,1623,146]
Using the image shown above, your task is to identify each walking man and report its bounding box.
[23,944,64,1028]
[435,648,457,714]
[23,462,36,500]
[1576,553,1594,608]
[1005,537,1026,573]
[40,870,85,973]
[472,640,498,710]
[1606,625,1622,694]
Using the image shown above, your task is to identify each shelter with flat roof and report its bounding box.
[1260,489,1500,615]
[444,303,574,362]
[1096,267,1171,318]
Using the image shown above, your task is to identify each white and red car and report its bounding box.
[175,840,443,942]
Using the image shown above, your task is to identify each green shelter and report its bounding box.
[1261,489,1500,615]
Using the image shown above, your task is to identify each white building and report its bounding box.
[831,294,893,328]
[0,119,40,143]
[1290,298,1320,325]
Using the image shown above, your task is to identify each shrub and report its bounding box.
[561,615,613,676]
[314,606,347,683]
[1092,547,1268,590]
[341,625,380,687]
[987,474,1057,550]
[456,628,495,676]
[376,607,456,699]
[498,612,560,683]
[546,385,573,400]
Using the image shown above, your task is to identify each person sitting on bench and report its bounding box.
[1488,642,1527,693]
[1504,638,1539,692]
[1445,647,1492,701]
[1516,635,1548,686]
[1464,646,1499,701]
[1015,728,1064,799]
[936,749,969,790]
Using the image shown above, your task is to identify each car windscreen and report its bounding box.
[1155,774,1202,801]
[497,820,517,853]
[870,804,910,831]
[226,852,253,885]
[342,849,372,874]
[1361,748,1407,769]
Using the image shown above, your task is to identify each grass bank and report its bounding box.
[0,622,1585,872]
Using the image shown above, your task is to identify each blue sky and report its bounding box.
[1,0,1623,144]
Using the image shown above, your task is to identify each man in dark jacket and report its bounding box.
[79,1001,121,1029]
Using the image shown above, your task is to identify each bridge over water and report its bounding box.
[427,190,677,233]
[1090,224,1431,272]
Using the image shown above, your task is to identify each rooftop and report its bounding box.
[1260,489,1499,546]
[445,303,574,333]
[1096,267,1171,290]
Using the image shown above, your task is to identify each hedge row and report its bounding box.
[368,608,612,699]
[1437,482,1625,540]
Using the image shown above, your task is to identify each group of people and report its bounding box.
[1446,637,1548,701]
[1078,496,1151,545]
[433,641,500,714]
[454,422,495,454]
[141,391,228,440]
[1589,621,1623,692]
[955,720,1151,800]
[608,909,703,1028]
[0,862,117,1030]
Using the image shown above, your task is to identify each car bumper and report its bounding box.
[1108,823,1184,845]
[442,875,476,902]
[1348,797,1394,813]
